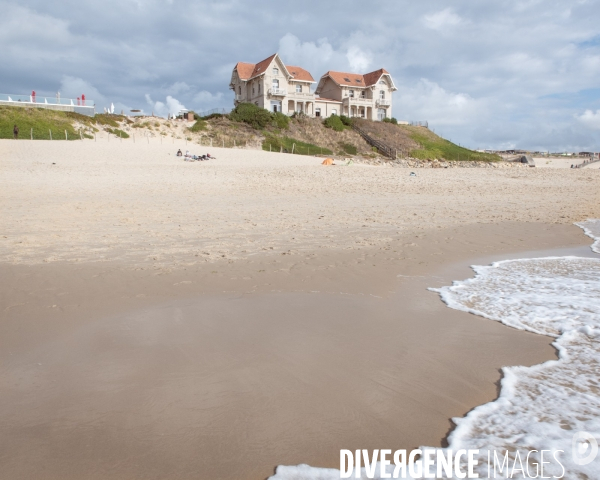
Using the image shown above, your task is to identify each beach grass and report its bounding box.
[401,126,501,161]
[0,106,85,140]
[262,134,333,155]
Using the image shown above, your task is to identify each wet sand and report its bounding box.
[0,223,592,480]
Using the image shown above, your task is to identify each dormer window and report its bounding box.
[273,67,279,76]
[379,80,386,85]
[296,84,302,93]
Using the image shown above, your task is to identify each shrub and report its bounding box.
[382,117,392,123]
[323,114,344,132]
[340,143,357,155]
[273,112,290,129]
[390,117,398,125]
[229,103,273,129]
[339,115,353,127]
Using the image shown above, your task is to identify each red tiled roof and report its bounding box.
[234,54,315,82]
[250,53,277,78]
[286,65,314,82]
[363,68,390,86]
[325,71,365,86]
[235,62,255,80]
[324,68,390,87]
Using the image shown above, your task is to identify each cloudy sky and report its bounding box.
[2,0,599,151]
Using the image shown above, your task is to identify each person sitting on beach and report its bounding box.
[176,149,182,156]
[13,125,19,140]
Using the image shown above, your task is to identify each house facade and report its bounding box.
[229,54,396,121]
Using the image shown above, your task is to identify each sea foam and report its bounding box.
[270,222,600,479]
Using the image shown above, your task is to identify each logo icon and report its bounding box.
[572,432,598,466]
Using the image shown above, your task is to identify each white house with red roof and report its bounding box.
[230,54,396,121]
[230,53,317,116]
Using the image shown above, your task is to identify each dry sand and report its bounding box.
[1,139,599,479]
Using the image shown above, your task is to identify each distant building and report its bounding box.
[229,53,396,121]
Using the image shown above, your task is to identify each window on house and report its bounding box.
[315,108,321,117]
[379,90,385,99]
[258,84,261,93]
[331,109,337,116]
[361,91,366,98]
[252,87,255,94]
[377,108,386,121]
[379,80,386,85]
[238,86,241,94]
[273,67,279,75]
[349,90,354,98]
[272,79,279,90]
[296,84,302,93]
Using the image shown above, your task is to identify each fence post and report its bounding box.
[65,130,68,140]
[80,131,83,140]
[292,143,295,154]
[49,130,52,141]
[308,147,309,155]
[31,128,33,140]
[270,144,272,152]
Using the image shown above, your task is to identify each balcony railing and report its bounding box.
[269,88,287,96]
[376,99,391,107]
[343,96,371,104]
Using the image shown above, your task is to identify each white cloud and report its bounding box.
[577,109,600,130]
[192,90,224,108]
[145,94,187,117]
[278,33,335,76]
[168,82,191,94]
[422,8,462,30]
[346,45,371,72]
[396,79,485,126]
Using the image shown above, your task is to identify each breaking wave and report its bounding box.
[270,221,600,479]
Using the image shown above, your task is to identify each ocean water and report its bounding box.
[270,220,600,479]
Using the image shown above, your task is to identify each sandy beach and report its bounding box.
[1,139,599,479]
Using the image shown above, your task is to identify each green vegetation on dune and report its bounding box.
[262,134,333,155]
[106,127,130,138]
[401,126,500,161]
[229,103,289,130]
[0,106,83,140]
[189,119,207,132]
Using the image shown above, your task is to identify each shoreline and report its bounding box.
[0,222,593,480]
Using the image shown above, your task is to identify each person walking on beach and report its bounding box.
[13,125,19,140]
